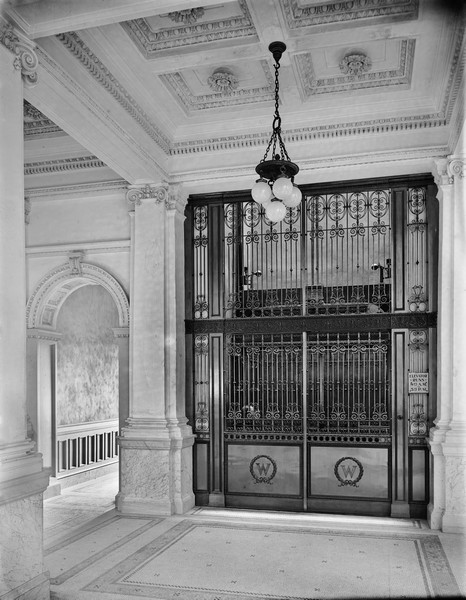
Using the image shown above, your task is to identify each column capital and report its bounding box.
[126,183,168,208]
[166,183,189,215]
[432,157,453,187]
[0,18,38,87]
[447,155,465,181]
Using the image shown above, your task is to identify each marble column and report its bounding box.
[116,184,194,516]
[429,157,466,533]
[0,23,50,600]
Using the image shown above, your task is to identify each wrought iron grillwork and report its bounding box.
[408,329,429,444]
[193,334,210,435]
[193,206,209,319]
[307,332,391,437]
[224,201,302,318]
[306,191,391,315]
[407,188,428,312]
[224,333,303,436]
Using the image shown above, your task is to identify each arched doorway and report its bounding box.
[26,259,129,489]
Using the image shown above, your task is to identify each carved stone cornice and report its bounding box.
[56,31,170,154]
[0,20,38,87]
[24,156,106,176]
[126,183,168,207]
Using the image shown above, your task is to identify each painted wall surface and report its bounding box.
[56,285,119,426]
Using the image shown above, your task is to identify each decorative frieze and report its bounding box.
[24,156,106,176]
[0,21,38,87]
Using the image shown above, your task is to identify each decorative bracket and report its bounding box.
[68,251,84,275]
[0,21,38,87]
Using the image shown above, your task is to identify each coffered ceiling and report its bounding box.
[2,0,464,190]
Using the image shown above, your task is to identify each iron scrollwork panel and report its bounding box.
[305,190,392,316]
[307,331,391,444]
[224,333,303,440]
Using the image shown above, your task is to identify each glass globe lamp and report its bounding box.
[265,199,287,222]
[282,185,302,208]
[272,176,293,200]
[251,179,273,204]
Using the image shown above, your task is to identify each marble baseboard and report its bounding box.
[0,571,49,600]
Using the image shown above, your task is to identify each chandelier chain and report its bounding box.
[261,59,291,164]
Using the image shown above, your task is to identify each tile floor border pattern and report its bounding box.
[81,519,461,600]
[49,517,162,586]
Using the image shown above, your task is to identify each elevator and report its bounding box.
[185,175,437,518]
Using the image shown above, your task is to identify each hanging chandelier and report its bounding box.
[251,42,301,222]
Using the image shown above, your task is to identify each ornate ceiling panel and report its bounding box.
[121,1,257,57]
[159,60,274,111]
[279,0,419,31]
[295,38,415,97]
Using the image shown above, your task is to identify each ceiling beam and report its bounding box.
[3,0,222,38]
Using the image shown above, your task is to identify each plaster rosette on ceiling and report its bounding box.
[295,38,415,97]
[121,1,257,57]
[159,60,274,112]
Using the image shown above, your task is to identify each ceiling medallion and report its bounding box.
[339,53,372,76]
[207,68,239,95]
[167,8,205,25]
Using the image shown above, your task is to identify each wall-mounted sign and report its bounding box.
[409,372,429,394]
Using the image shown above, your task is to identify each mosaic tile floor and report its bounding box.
[44,474,466,599]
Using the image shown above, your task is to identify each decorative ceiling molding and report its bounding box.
[280,0,419,30]
[26,240,130,257]
[170,115,448,156]
[171,146,447,185]
[161,60,273,111]
[56,31,170,154]
[24,156,106,176]
[121,0,257,56]
[25,179,128,199]
[24,100,64,139]
[295,39,414,97]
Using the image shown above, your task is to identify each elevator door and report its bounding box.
[224,330,391,514]
[188,178,436,517]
